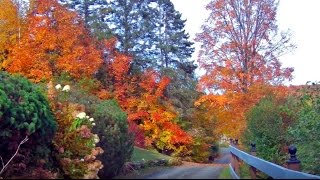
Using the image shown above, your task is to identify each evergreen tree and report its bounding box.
[58,0,112,39]
[105,0,157,72]
[155,0,194,69]
[58,0,196,74]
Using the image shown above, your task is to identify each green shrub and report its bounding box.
[52,76,100,115]
[288,85,320,175]
[210,142,220,157]
[0,72,56,177]
[92,99,134,178]
[244,95,289,164]
[190,137,210,162]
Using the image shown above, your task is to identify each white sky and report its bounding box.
[171,0,320,86]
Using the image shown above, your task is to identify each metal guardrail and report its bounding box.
[228,163,240,179]
[229,145,320,179]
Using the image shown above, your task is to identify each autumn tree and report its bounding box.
[126,70,193,155]
[6,0,102,82]
[196,0,295,93]
[0,0,22,69]
[195,0,295,137]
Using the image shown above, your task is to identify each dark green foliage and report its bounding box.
[58,0,113,40]
[59,0,195,73]
[156,0,194,69]
[99,0,158,72]
[161,67,200,130]
[0,71,56,177]
[244,96,289,164]
[92,99,134,178]
[244,83,320,175]
[288,84,320,175]
[52,74,101,114]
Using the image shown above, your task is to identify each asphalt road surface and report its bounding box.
[140,148,231,179]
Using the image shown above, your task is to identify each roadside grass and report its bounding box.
[239,162,270,179]
[220,163,251,179]
[218,166,232,179]
[131,146,172,162]
[240,163,252,179]
[113,147,174,179]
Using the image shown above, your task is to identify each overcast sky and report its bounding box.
[171,0,320,86]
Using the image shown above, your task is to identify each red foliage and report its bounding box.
[128,121,145,148]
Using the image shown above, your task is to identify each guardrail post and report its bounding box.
[249,142,257,179]
[286,145,300,171]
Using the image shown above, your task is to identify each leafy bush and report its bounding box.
[190,137,210,163]
[288,84,320,175]
[244,95,291,164]
[48,82,103,179]
[53,75,100,115]
[92,99,134,178]
[0,72,56,177]
[210,142,220,158]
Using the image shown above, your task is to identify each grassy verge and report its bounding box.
[239,163,271,179]
[113,147,175,179]
[218,166,232,179]
[131,146,172,162]
[239,163,252,179]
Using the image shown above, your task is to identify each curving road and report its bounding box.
[139,148,231,179]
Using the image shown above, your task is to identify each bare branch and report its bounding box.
[0,136,29,176]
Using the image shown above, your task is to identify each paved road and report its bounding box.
[214,147,232,164]
[140,148,231,179]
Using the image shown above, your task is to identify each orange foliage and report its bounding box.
[99,37,192,153]
[0,0,22,69]
[195,0,294,138]
[99,37,135,106]
[96,89,113,100]
[195,84,289,137]
[104,37,117,52]
[125,70,193,152]
[6,0,102,82]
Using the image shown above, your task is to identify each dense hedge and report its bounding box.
[288,85,320,175]
[0,72,56,177]
[244,95,293,164]
[92,99,134,178]
[244,84,320,176]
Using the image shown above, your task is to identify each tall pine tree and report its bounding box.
[58,0,113,39]
[155,0,194,69]
[59,0,195,74]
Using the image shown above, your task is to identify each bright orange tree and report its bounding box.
[0,0,23,69]
[195,0,295,137]
[97,37,135,105]
[126,70,193,155]
[98,38,192,154]
[6,0,102,82]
